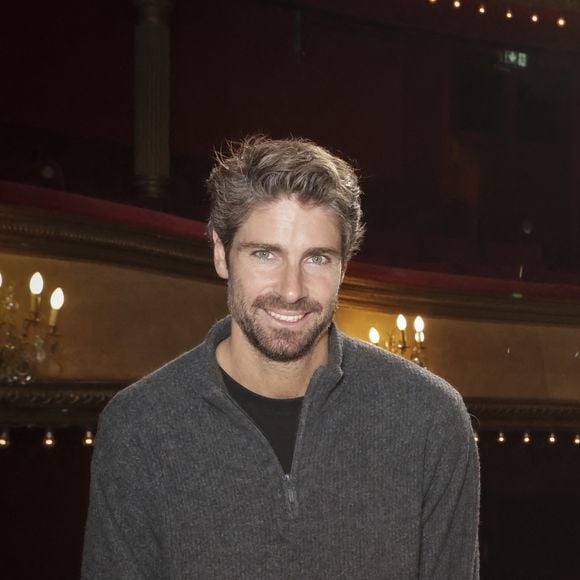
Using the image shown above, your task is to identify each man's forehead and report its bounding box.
[234,197,341,248]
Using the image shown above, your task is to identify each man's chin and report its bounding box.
[254,343,314,363]
[245,324,328,363]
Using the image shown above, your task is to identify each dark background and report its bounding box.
[2,0,580,277]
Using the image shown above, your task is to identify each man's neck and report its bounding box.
[215,323,329,399]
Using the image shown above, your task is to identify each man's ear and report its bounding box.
[213,232,229,280]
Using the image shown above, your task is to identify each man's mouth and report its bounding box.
[266,310,307,323]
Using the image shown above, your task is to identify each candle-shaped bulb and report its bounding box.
[396,314,407,331]
[29,272,44,316]
[29,272,44,295]
[50,288,64,310]
[369,327,380,345]
[49,288,64,328]
[414,316,425,345]
[414,316,425,333]
[396,314,407,350]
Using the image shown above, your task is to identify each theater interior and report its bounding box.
[1,1,580,578]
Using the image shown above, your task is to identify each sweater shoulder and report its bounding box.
[340,333,467,420]
[99,341,211,432]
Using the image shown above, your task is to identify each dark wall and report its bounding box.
[0,429,92,580]
[2,0,580,275]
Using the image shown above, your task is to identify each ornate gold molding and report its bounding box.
[467,397,580,431]
[0,204,217,281]
[0,381,122,428]
[340,273,580,326]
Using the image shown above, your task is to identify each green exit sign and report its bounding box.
[501,50,528,68]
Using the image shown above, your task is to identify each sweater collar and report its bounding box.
[201,315,345,408]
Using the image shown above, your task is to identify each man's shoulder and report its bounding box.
[100,340,212,430]
[339,332,466,416]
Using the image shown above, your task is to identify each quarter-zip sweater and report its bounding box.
[82,317,480,579]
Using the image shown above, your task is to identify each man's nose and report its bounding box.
[276,263,306,304]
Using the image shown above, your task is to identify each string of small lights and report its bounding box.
[0,428,95,449]
[473,431,580,445]
[1,427,580,448]
[426,0,569,28]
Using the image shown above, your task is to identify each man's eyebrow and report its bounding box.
[237,242,282,252]
[307,247,341,258]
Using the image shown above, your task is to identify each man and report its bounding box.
[82,136,479,579]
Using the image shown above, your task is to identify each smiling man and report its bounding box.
[82,136,480,579]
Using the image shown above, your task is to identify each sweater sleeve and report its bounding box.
[81,401,163,580]
[419,393,480,579]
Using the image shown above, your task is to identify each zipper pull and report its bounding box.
[284,474,299,518]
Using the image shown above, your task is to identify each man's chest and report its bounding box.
[153,406,425,578]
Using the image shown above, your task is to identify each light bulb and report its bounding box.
[531,14,538,23]
[557,17,566,27]
[369,327,380,345]
[497,432,505,443]
[574,434,580,445]
[0,430,9,448]
[523,432,531,444]
[396,314,407,331]
[83,430,95,447]
[453,0,461,8]
[42,430,55,448]
[29,272,44,295]
[50,288,64,310]
[479,4,485,14]
[506,9,513,19]
[548,433,556,444]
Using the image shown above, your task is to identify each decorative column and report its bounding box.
[132,0,172,200]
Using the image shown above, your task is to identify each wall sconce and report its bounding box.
[0,271,65,384]
[369,314,427,367]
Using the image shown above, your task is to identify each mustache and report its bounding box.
[253,295,323,314]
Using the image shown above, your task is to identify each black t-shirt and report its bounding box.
[220,368,303,474]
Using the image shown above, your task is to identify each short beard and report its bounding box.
[228,284,337,363]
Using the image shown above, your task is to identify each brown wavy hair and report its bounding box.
[207,135,365,262]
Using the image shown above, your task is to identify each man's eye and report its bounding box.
[309,255,329,265]
[254,250,273,260]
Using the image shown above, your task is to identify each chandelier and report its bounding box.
[369,314,427,367]
[0,271,65,384]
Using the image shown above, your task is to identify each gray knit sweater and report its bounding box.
[82,317,479,579]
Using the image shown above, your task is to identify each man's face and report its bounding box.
[214,196,344,362]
